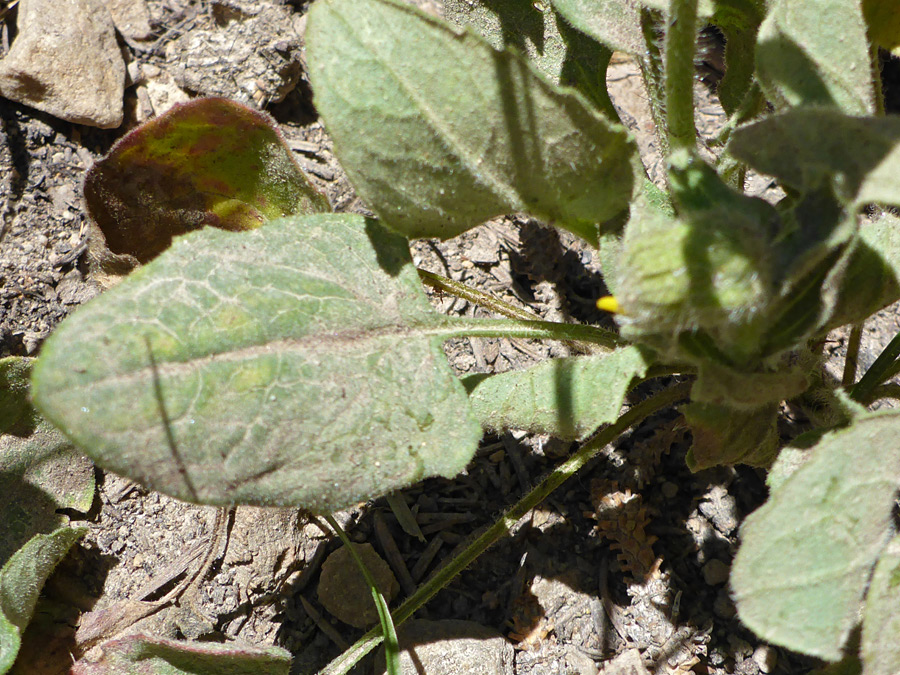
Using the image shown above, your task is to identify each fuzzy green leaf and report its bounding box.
[70,634,291,675]
[84,98,329,264]
[862,533,900,675]
[864,0,900,55]
[0,527,86,673]
[732,412,900,661]
[444,0,619,116]
[463,346,650,441]
[305,0,637,245]
[728,109,900,210]
[32,214,482,512]
[683,400,779,470]
[549,0,643,54]
[0,357,94,567]
[755,0,874,114]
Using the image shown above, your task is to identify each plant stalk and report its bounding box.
[444,316,620,350]
[319,380,692,675]
[850,328,900,402]
[664,0,699,152]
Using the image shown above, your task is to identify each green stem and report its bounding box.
[418,269,546,324]
[842,323,863,389]
[638,8,670,158]
[862,383,900,405]
[664,0,699,152]
[319,380,692,675]
[850,328,900,402]
[323,514,401,675]
[443,316,620,350]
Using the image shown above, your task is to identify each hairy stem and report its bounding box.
[664,0,699,152]
[320,380,693,675]
[841,323,863,389]
[418,269,546,323]
[444,316,620,350]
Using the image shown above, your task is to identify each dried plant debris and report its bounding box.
[589,480,661,583]
[625,417,689,489]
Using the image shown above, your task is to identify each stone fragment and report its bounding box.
[702,558,731,586]
[752,645,777,674]
[317,543,398,628]
[375,620,515,675]
[105,0,153,41]
[600,648,651,675]
[0,0,125,128]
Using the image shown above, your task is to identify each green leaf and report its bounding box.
[864,0,900,55]
[70,634,291,675]
[728,109,900,211]
[84,98,329,264]
[862,533,900,675]
[444,0,619,116]
[732,411,900,661]
[0,527,86,673]
[305,0,637,245]
[755,0,875,115]
[683,399,779,470]
[0,357,94,567]
[463,346,650,441]
[32,214,482,512]
[549,0,644,54]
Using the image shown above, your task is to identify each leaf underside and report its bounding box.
[32,214,482,512]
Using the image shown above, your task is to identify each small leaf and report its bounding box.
[683,400,779,470]
[84,98,329,264]
[863,0,900,55]
[70,634,291,675]
[862,533,900,675]
[32,214,482,512]
[550,0,644,54]
[691,359,809,411]
[0,357,94,567]
[306,0,637,245]
[732,412,900,661]
[463,346,650,441]
[0,527,86,673]
[728,109,900,210]
[755,0,874,114]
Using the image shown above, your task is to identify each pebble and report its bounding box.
[752,645,777,673]
[317,543,398,629]
[0,0,125,128]
[702,558,731,586]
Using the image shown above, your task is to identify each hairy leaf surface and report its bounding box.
[70,634,291,675]
[755,0,874,114]
[549,0,643,54]
[862,533,900,675]
[32,214,482,512]
[0,527,86,673]
[464,346,649,441]
[306,0,637,245]
[85,98,329,264]
[732,412,900,660]
[0,358,94,567]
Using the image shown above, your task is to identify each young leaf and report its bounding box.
[727,109,900,211]
[0,527,86,673]
[549,0,644,54]
[84,98,329,264]
[70,634,291,675]
[0,357,94,566]
[755,0,875,115]
[443,0,619,117]
[683,400,779,470]
[861,533,900,675]
[32,214,482,513]
[463,346,650,441]
[305,0,637,245]
[731,412,900,661]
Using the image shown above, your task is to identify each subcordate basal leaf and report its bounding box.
[32,214,482,512]
[305,0,637,245]
[731,412,900,661]
[84,98,329,264]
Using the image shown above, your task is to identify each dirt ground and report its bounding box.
[2,1,900,674]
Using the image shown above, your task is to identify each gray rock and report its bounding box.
[105,0,153,41]
[375,620,515,675]
[0,0,125,128]
[317,543,398,629]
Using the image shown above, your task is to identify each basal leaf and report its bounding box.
[306,0,637,245]
[0,357,94,567]
[71,634,291,675]
[549,0,644,54]
[443,0,619,117]
[84,98,329,264]
[862,533,900,675]
[755,0,874,115]
[463,346,650,441]
[732,412,900,661]
[0,527,86,674]
[32,214,482,512]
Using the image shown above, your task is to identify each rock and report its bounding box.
[752,645,777,674]
[702,558,731,586]
[317,543,398,628]
[375,620,515,675]
[105,0,153,41]
[0,0,125,128]
[600,648,651,675]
